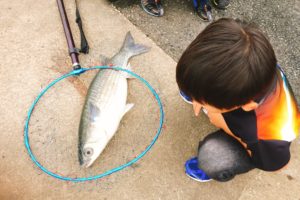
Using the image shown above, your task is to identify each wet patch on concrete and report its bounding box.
[51,52,88,97]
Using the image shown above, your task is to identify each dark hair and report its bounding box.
[176,18,277,109]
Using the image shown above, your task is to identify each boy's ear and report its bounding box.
[241,101,259,111]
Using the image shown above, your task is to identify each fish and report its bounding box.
[78,32,150,168]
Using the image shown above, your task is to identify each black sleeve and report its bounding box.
[222,108,258,143]
[247,140,291,171]
[222,108,292,171]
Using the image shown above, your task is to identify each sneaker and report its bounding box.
[211,0,230,10]
[185,157,212,182]
[196,5,213,21]
[179,91,192,104]
[141,0,164,17]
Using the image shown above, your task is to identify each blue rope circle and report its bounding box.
[24,66,164,182]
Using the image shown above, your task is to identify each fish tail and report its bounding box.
[121,31,150,59]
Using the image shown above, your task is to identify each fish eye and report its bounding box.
[83,148,94,157]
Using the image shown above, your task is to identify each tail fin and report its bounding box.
[121,32,150,58]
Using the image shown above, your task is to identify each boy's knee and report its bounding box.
[197,130,254,181]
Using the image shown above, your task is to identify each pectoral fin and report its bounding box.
[89,102,101,122]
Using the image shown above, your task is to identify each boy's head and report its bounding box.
[176,18,277,110]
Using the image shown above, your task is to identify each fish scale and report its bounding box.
[88,70,123,108]
[91,73,124,117]
[80,69,125,139]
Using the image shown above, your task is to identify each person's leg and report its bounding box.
[199,0,209,9]
[211,0,230,10]
[198,130,254,182]
[141,0,164,17]
[198,0,212,21]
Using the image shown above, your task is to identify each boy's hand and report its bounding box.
[206,112,228,130]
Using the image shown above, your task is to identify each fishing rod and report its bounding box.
[57,0,89,70]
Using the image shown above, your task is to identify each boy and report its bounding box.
[176,18,300,182]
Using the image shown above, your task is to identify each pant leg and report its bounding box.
[199,0,209,9]
[198,130,254,182]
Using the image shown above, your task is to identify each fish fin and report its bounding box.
[123,103,134,116]
[121,32,150,58]
[89,102,100,122]
[99,54,109,65]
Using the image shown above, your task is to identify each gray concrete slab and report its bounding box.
[0,0,299,200]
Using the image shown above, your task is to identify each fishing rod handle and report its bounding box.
[57,0,80,69]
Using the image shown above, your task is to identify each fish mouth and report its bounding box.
[78,148,84,165]
[78,148,91,168]
[80,158,93,168]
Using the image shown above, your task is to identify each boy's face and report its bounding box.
[192,100,258,116]
[192,100,238,116]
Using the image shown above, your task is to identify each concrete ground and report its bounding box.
[0,0,299,200]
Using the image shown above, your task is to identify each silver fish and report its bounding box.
[78,32,150,167]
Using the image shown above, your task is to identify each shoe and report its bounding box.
[179,91,192,104]
[196,5,213,21]
[185,157,212,182]
[141,0,164,17]
[211,0,230,10]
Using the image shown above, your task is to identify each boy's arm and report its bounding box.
[193,96,294,170]
[247,139,291,171]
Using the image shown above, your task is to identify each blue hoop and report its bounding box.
[24,66,164,182]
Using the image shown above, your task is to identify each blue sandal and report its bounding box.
[185,157,212,182]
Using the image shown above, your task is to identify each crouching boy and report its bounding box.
[176,18,300,182]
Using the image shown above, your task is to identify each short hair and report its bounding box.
[176,18,277,109]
